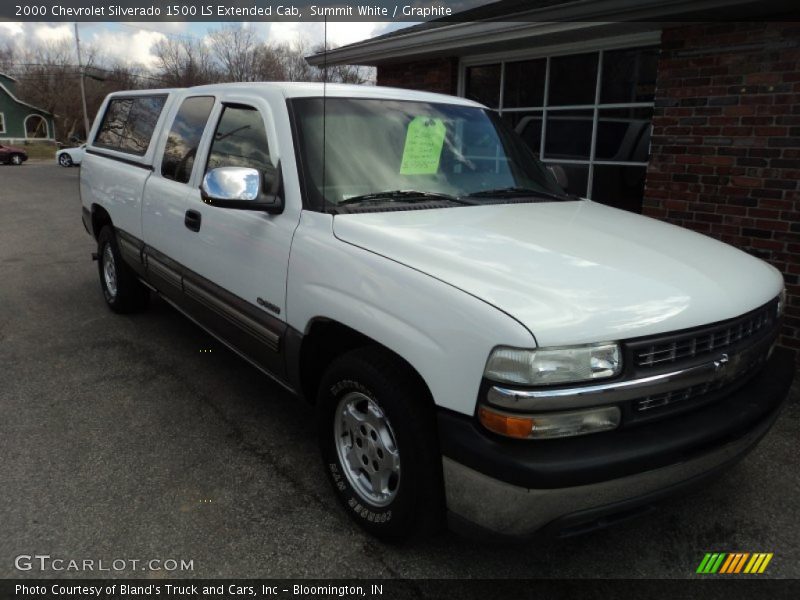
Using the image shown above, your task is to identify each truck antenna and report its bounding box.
[322,17,328,215]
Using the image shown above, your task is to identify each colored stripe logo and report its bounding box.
[696,553,773,574]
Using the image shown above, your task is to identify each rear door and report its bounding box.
[142,95,216,303]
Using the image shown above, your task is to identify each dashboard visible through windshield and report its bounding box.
[289,97,569,213]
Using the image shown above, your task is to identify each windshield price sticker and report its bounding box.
[400,117,447,175]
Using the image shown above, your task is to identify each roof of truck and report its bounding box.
[107,82,482,108]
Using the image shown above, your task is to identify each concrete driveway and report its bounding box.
[1,163,798,579]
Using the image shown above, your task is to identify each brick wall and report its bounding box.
[377,58,459,95]
[643,22,800,354]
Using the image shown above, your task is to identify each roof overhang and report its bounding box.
[306,0,792,66]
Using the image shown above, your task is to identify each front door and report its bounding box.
[176,101,297,378]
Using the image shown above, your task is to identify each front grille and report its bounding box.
[634,301,776,369]
[635,380,727,412]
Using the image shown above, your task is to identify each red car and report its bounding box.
[0,144,28,165]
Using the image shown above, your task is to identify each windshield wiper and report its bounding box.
[463,187,571,202]
[338,190,467,207]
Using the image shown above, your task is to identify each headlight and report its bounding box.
[484,343,621,385]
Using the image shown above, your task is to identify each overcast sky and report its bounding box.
[0,21,409,67]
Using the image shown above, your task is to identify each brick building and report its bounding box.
[308,0,800,354]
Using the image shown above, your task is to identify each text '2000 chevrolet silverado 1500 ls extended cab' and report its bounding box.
[80,83,794,541]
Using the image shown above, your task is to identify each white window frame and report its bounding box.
[24,113,49,139]
[0,112,6,134]
[458,31,661,199]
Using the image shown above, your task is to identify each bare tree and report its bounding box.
[208,25,259,82]
[0,43,13,73]
[154,37,219,87]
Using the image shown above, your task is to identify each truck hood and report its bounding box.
[332,201,783,346]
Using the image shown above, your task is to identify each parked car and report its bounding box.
[80,84,793,541]
[56,144,86,167]
[0,143,28,165]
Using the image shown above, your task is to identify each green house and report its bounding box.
[0,73,56,143]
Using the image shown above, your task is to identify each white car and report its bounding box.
[79,83,793,541]
[56,144,85,167]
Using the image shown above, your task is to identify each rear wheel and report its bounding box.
[59,154,73,167]
[97,226,149,313]
[317,347,444,541]
[10,154,23,166]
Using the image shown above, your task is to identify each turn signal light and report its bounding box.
[478,406,534,439]
[478,404,621,439]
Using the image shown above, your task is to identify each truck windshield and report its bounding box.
[290,97,570,212]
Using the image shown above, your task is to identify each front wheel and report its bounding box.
[10,154,23,166]
[97,226,149,313]
[59,154,73,167]
[317,347,444,541]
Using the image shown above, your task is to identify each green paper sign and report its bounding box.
[400,117,447,175]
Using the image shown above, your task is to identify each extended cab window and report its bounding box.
[94,96,166,156]
[206,105,276,190]
[161,96,215,183]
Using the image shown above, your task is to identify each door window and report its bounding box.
[161,96,215,184]
[206,105,276,191]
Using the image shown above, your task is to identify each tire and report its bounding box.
[10,154,23,166]
[97,226,149,313]
[59,154,73,167]
[317,346,444,542]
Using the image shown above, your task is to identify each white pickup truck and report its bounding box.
[80,83,793,541]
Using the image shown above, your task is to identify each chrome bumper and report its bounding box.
[443,398,782,538]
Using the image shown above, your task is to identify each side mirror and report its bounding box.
[200,163,284,214]
[547,164,569,190]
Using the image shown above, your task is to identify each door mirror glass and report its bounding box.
[200,163,284,214]
[202,167,261,202]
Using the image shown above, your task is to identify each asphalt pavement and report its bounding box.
[1,162,798,579]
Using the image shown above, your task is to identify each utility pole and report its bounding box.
[74,22,91,140]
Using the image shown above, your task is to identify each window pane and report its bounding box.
[503,58,546,108]
[595,107,653,162]
[465,64,501,108]
[601,47,659,104]
[591,165,647,212]
[502,111,542,155]
[207,105,275,189]
[162,96,215,183]
[544,162,589,197]
[118,96,167,155]
[95,98,133,150]
[548,53,598,106]
[544,110,593,160]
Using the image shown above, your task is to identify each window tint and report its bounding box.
[596,107,653,161]
[544,110,594,160]
[601,47,659,104]
[503,111,543,155]
[161,96,214,183]
[206,105,275,189]
[94,96,166,156]
[548,53,598,106]
[464,64,501,108]
[503,59,546,108]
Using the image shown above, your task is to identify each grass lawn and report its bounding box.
[22,144,58,160]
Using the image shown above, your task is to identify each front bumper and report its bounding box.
[439,347,795,539]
